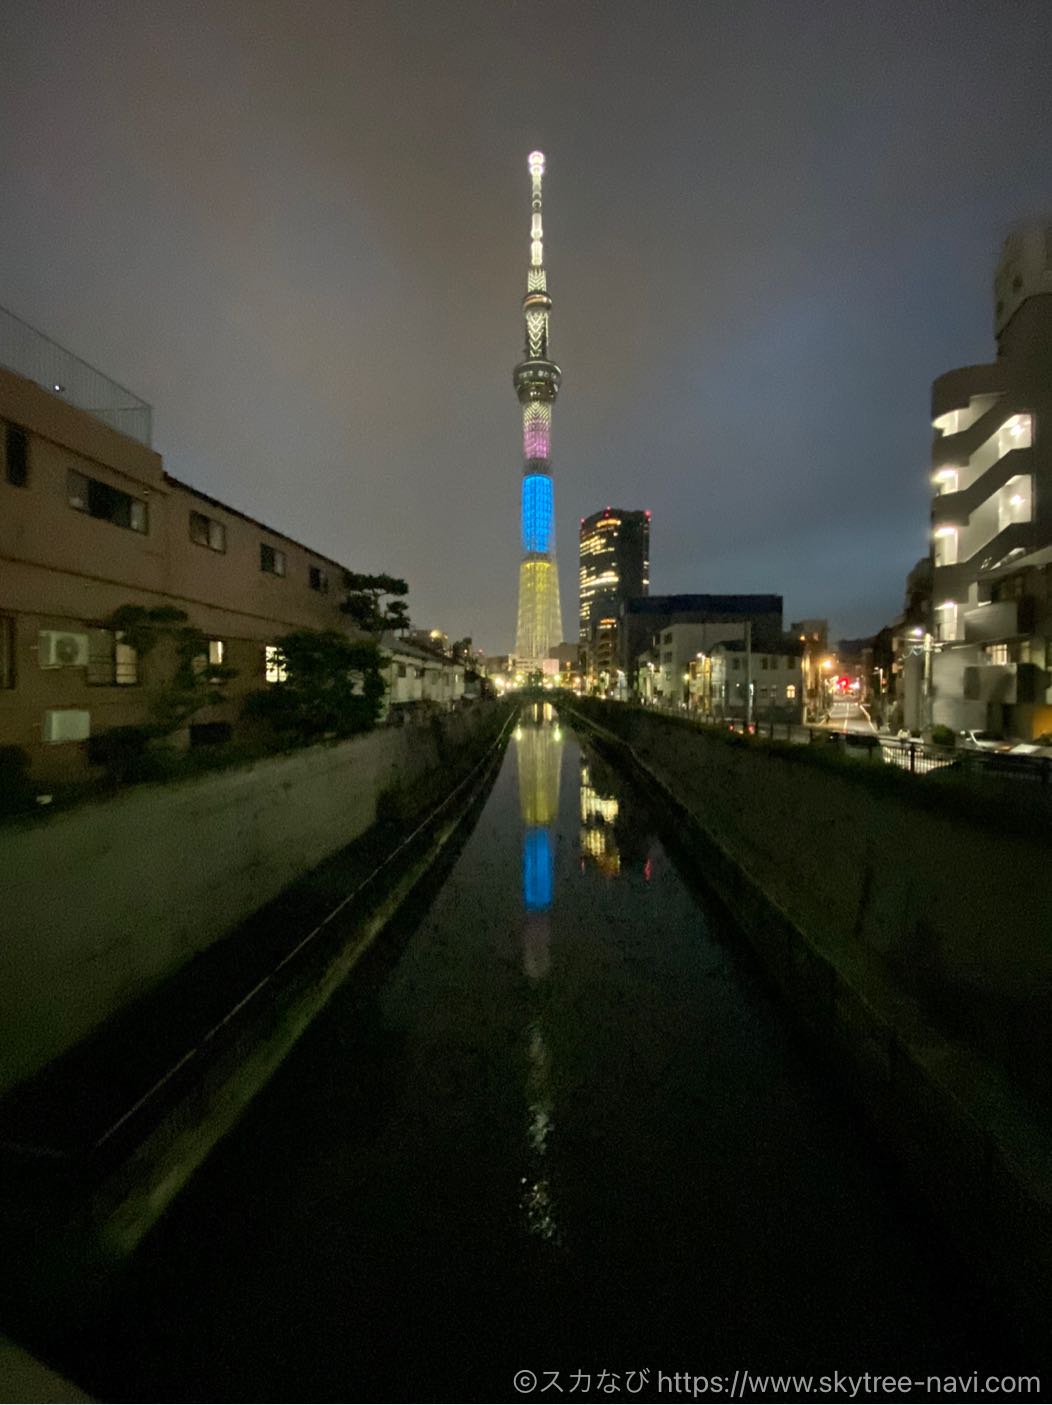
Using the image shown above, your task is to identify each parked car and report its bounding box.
[958,729,1010,752]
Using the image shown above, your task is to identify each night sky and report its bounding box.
[3,0,1051,653]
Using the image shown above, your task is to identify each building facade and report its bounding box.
[578,507,649,689]
[0,313,461,781]
[619,593,783,693]
[926,220,1052,738]
[513,152,563,673]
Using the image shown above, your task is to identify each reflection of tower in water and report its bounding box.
[516,702,563,929]
[514,703,564,1242]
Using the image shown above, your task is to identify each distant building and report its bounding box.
[636,620,746,706]
[620,593,783,692]
[790,617,830,722]
[578,507,650,688]
[704,639,803,724]
[926,220,1052,738]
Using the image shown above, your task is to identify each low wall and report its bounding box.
[573,702,1052,1100]
[570,701,1052,1332]
[0,704,507,1096]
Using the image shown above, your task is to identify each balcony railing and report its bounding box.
[0,304,152,446]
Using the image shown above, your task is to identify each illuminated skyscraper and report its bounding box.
[578,507,650,685]
[513,151,563,670]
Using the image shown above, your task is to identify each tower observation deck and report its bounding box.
[513,150,563,672]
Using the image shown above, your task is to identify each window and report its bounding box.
[732,658,741,672]
[0,615,14,688]
[193,639,227,680]
[987,644,1009,666]
[761,657,769,670]
[265,644,287,683]
[87,629,139,685]
[68,469,147,532]
[309,565,329,593]
[786,684,797,700]
[5,424,28,487]
[396,663,407,678]
[190,510,226,552]
[260,543,286,576]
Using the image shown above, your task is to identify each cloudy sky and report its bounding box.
[3,0,1051,652]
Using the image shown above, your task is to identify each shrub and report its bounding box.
[0,745,34,815]
[930,724,956,748]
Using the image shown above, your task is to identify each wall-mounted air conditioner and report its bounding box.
[38,630,89,668]
[43,709,91,743]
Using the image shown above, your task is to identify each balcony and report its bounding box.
[962,598,1035,644]
[0,304,152,446]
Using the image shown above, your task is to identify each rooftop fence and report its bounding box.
[0,304,152,446]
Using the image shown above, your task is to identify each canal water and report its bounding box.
[66,707,1004,1401]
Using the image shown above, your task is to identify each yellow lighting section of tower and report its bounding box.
[516,560,562,669]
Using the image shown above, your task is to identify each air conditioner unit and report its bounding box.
[43,709,91,743]
[39,630,90,668]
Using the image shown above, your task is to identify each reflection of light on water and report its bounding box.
[579,759,621,876]
[515,714,564,1245]
[521,1021,558,1241]
[580,826,621,875]
[580,765,619,824]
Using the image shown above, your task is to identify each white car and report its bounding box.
[958,729,1010,752]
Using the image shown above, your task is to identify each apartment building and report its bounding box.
[0,309,454,781]
[926,221,1052,738]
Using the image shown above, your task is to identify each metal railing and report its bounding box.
[638,701,1052,788]
[0,304,152,446]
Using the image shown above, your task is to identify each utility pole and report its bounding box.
[745,620,753,729]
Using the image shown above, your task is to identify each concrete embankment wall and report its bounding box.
[0,704,507,1097]
[570,701,1052,1334]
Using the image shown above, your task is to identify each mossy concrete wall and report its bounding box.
[0,704,506,1097]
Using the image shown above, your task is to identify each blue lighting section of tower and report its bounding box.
[523,827,553,911]
[521,473,554,554]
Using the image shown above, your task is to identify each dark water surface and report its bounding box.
[66,709,1007,1401]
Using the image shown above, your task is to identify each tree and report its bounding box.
[104,604,236,737]
[242,629,386,741]
[341,572,410,636]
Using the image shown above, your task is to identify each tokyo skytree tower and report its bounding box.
[513,150,563,671]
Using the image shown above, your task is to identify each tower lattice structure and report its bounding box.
[513,150,563,671]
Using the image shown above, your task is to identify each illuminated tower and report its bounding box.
[513,150,563,671]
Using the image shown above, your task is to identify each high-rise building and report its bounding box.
[925,219,1052,738]
[513,152,563,672]
[578,507,650,684]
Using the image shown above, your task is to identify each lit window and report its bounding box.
[190,510,226,552]
[260,543,286,576]
[87,629,139,686]
[209,639,225,667]
[988,644,1009,666]
[265,645,287,682]
[68,469,148,533]
[786,684,796,700]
